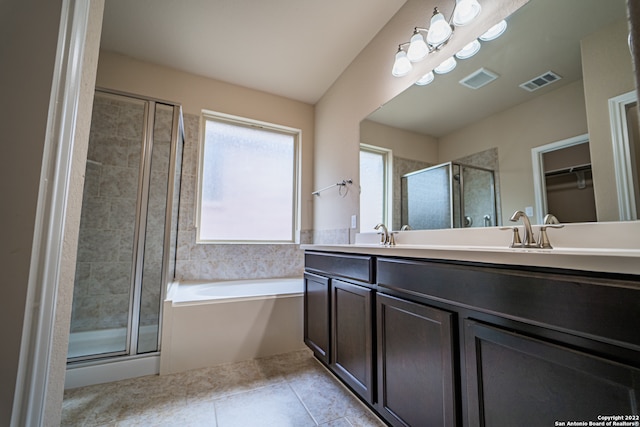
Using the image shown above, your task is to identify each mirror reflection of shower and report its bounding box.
[67,90,184,363]
[401,162,498,230]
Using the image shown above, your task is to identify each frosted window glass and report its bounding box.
[199,118,297,242]
[360,150,385,231]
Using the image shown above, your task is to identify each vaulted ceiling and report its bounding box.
[100,0,406,104]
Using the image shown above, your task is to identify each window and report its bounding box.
[197,111,300,243]
[359,144,392,232]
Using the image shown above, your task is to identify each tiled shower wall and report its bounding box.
[174,113,312,282]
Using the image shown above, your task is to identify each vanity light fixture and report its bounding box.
[392,0,484,78]
[392,48,413,77]
[407,31,430,62]
[479,19,507,41]
[434,56,457,74]
[426,7,454,46]
[415,71,435,86]
[455,39,481,59]
[452,0,482,26]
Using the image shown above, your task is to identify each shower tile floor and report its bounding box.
[62,349,386,427]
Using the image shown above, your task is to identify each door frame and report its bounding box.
[531,134,590,224]
[609,90,638,221]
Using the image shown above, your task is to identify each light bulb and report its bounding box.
[455,39,481,59]
[407,33,429,62]
[392,50,412,77]
[426,8,453,46]
[479,20,507,41]
[452,0,481,26]
[415,71,435,86]
[434,57,457,74]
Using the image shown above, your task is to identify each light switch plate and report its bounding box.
[525,206,534,217]
[351,214,357,229]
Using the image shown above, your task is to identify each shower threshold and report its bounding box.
[67,325,158,361]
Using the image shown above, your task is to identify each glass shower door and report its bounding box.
[460,165,497,227]
[68,92,146,359]
[136,104,178,354]
[68,91,183,362]
[401,163,453,229]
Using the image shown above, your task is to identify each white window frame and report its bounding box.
[196,110,301,244]
[359,143,393,230]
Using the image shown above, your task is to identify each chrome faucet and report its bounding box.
[509,210,538,248]
[400,224,412,231]
[374,223,395,246]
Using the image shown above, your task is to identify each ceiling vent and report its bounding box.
[459,68,499,89]
[519,71,562,92]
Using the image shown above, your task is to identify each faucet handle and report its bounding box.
[538,223,564,249]
[388,231,397,246]
[499,226,522,248]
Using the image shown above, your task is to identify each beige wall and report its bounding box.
[96,51,315,232]
[439,79,588,224]
[313,0,528,235]
[360,119,438,161]
[0,0,64,423]
[582,18,636,221]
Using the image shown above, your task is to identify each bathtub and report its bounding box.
[159,277,305,374]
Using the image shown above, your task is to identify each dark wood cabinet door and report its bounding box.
[376,293,456,427]
[331,279,374,403]
[304,272,330,364]
[464,319,640,427]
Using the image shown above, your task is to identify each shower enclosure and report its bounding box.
[67,89,183,362]
[401,162,497,230]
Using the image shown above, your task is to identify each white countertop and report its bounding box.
[302,221,640,276]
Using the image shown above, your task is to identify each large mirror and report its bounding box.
[360,0,638,231]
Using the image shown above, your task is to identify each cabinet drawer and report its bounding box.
[305,251,374,284]
[377,257,640,351]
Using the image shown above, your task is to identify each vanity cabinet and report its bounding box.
[376,293,456,427]
[304,251,375,403]
[304,250,640,427]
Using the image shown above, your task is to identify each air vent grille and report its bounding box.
[459,68,499,89]
[519,71,562,92]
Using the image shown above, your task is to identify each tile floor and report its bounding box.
[62,349,386,426]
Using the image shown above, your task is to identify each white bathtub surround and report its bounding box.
[160,278,305,375]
